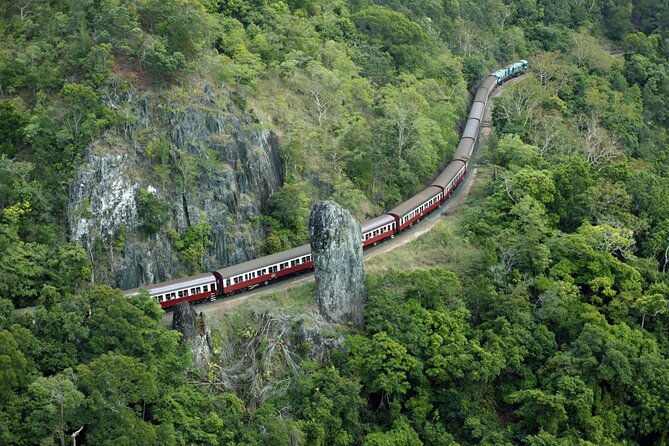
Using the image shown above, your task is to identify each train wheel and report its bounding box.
[264,281,268,286]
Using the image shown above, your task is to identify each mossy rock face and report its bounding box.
[309,201,366,329]
[68,85,284,289]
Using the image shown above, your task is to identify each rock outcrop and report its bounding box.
[68,81,283,289]
[297,314,346,362]
[308,201,365,329]
[172,302,213,371]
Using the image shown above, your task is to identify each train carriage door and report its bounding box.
[212,271,225,294]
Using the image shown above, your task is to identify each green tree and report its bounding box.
[136,188,170,235]
[0,99,28,156]
[363,418,423,446]
[0,329,30,400]
[170,220,214,272]
[24,372,84,446]
[77,352,161,445]
[347,332,419,409]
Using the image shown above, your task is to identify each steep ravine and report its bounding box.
[68,83,283,289]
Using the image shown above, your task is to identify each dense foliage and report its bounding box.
[2,0,669,444]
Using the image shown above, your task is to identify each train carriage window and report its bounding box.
[306,255,311,261]
[195,287,201,294]
[178,290,184,298]
[190,288,196,294]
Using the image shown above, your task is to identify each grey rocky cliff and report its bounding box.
[68,81,283,288]
[308,201,366,329]
[172,302,213,371]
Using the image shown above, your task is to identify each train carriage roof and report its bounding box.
[387,186,442,219]
[432,160,466,189]
[215,244,311,278]
[481,76,497,91]
[474,87,489,104]
[469,102,485,122]
[454,138,475,161]
[125,272,215,296]
[462,118,480,140]
[361,214,396,233]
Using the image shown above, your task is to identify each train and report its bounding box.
[125,60,529,308]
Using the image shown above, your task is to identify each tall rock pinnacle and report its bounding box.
[172,302,213,371]
[308,201,366,329]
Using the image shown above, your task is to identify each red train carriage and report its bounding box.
[387,186,444,232]
[361,214,396,246]
[432,160,467,198]
[213,244,312,294]
[125,272,218,308]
